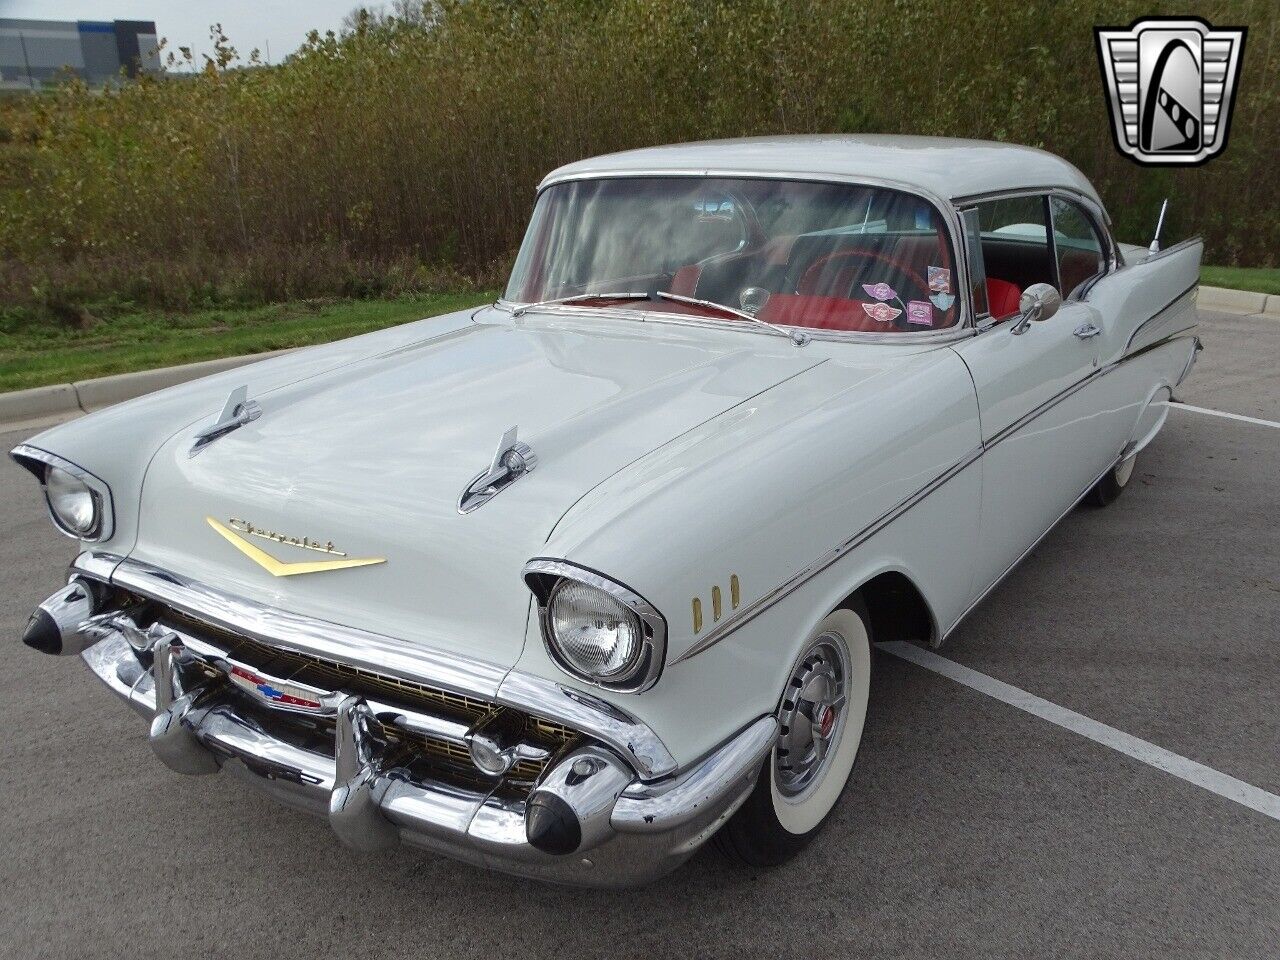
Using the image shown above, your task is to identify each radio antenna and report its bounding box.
[1148,198,1168,255]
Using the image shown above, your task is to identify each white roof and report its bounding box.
[541,134,1102,207]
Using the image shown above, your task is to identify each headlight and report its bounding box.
[525,560,667,693]
[549,581,643,680]
[46,466,99,536]
[9,445,114,542]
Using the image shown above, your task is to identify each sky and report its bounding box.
[0,1,359,66]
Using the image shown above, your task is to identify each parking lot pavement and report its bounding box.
[0,309,1275,960]
[1177,306,1280,422]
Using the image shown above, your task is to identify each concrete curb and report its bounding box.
[0,349,294,432]
[1199,285,1280,317]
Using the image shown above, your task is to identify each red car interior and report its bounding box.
[986,278,1022,319]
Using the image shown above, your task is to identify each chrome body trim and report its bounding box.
[982,365,1112,452]
[71,623,768,888]
[1128,234,1203,267]
[612,715,776,833]
[495,299,978,345]
[1176,337,1204,387]
[10,444,116,541]
[1123,281,1199,356]
[522,558,669,694]
[943,452,1125,639]
[674,330,1197,663]
[672,444,984,663]
[75,554,678,780]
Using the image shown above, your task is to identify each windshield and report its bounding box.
[506,177,961,334]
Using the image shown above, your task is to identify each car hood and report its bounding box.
[130,313,826,666]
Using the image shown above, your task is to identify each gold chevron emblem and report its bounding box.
[206,517,385,577]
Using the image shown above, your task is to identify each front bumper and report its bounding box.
[35,557,775,888]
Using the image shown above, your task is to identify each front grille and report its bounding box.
[156,607,579,788]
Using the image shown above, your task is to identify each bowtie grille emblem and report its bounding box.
[1095,17,1246,167]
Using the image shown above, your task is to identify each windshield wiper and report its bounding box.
[511,291,651,318]
[655,291,810,346]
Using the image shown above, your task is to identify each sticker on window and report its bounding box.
[930,292,955,311]
[928,266,951,294]
[861,302,902,323]
[861,282,897,302]
[906,301,934,326]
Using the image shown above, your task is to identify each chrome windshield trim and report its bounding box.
[523,169,972,332]
[493,300,976,346]
[673,445,983,663]
[78,554,678,780]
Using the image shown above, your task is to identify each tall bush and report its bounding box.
[1,0,1275,311]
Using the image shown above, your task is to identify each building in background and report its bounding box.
[0,19,160,91]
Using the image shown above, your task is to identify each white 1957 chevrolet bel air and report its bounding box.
[14,136,1201,887]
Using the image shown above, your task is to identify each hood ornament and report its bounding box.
[190,385,261,457]
[458,425,538,514]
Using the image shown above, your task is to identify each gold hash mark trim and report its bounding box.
[207,517,385,577]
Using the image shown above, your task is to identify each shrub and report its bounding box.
[1,0,1275,317]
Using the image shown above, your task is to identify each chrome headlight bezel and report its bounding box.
[10,445,114,542]
[523,559,667,693]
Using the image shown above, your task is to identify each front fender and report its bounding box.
[514,345,982,768]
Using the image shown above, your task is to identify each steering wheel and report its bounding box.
[796,248,931,306]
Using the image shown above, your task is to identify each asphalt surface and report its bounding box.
[1,309,1276,959]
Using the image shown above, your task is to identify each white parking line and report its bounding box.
[1171,402,1280,430]
[879,640,1280,823]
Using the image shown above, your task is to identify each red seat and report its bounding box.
[987,278,1022,319]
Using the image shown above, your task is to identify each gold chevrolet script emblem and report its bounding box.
[207,517,386,577]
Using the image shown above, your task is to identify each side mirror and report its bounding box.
[1011,282,1062,335]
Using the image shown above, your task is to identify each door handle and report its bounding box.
[1073,322,1102,340]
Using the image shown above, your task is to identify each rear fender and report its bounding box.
[1087,237,1202,363]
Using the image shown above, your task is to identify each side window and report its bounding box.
[961,208,988,317]
[973,195,1054,319]
[1049,197,1106,298]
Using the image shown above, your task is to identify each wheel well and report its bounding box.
[848,572,934,645]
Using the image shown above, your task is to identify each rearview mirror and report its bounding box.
[1011,282,1062,335]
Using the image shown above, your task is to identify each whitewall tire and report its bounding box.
[716,605,872,866]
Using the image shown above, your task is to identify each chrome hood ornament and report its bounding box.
[458,425,538,514]
[190,385,261,457]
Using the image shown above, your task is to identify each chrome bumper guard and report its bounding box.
[50,562,776,888]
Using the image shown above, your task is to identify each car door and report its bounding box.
[950,194,1113,602]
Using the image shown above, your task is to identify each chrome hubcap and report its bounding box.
[774,635,850,799]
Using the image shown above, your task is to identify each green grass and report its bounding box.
[0,292,496,393]
[8,266,1269,394]
[1201,266,1280,297]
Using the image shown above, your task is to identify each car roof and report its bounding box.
[540,134,1102,208]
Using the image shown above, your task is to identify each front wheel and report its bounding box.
[1086,453,1137,508]
[715,606,872,867]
